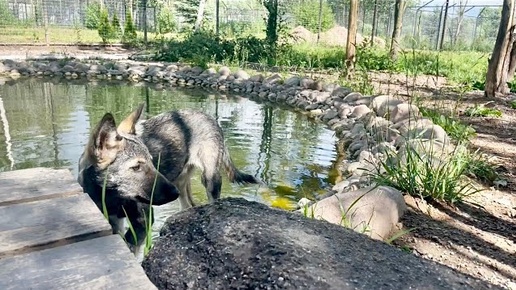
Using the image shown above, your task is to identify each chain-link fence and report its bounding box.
[0,0,503,52]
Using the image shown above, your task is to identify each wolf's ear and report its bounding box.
[90,113,123,169]
[118,103,145,135]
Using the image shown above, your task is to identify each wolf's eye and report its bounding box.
[131,164,141,171]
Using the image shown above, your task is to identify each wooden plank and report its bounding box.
[0,167,83,206]
[0,235,157,290]
[0,194,112,256]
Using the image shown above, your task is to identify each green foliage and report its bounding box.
[98,8,114,44]
[156,31,236,66]
[292,0,335,33]
[175,0,200,26]
[0,1,16,25]
[369,142,482,204]
[263,0,280,47]
[464,152,500,184]
[157,8,176,34]
[85,1,102,29]
[420,108,476,142]
[464,104,502,118]
[111,13,122,39]
[123,11,138,44]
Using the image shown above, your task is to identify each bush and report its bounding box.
[111,13,122,39]
[156,31,236,65]
[369,141,482,204]
[85,2,101,29]
[98,8,113,43]
[123,11,137,44]
[420,108,476,143]
[157,8,176,34]
[292,0,335,33]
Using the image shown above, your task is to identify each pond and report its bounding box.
[0,78,340,237]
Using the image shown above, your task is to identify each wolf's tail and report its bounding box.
[222,145,262,185]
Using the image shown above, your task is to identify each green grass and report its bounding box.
[464,104,503,117]
[420,108,477,143]
[369,141,483,204]
[0,26,159,44]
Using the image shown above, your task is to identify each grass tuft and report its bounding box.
[464,104,502,118]
[369,141,483,204]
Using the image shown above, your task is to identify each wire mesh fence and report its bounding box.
[0,0,503,52]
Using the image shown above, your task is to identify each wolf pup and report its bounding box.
[78,103,260,253]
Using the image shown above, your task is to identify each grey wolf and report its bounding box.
[77,103,260,253]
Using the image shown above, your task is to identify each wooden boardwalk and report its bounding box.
[0,167,157,290]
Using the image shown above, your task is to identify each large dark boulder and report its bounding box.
[142,197,499,290]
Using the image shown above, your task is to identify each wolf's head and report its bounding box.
[78,103,179,206]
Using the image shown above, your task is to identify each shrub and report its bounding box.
[464,104,502,118]
[157,7,176,34]
[292,0,335,33]
[85,1,101,29]
[0,1,16,25]
[420,108,476,143]
[156,31,236,65]
[123,11,138,44]
[111,13,122,39]
[98,8,113,44]
[369,141,482,204]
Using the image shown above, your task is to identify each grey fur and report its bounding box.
[78,103,260,254]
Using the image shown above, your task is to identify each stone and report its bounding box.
[312,91,331,103]
[371,95,404,118]
[249,74,264,82]
[389,103,421,124]
[300,77,315,89]
[403,123,449,144]
[202,68,217,75]
[322,109,339,122]
[284,76,300,87]
[306,186,407,240]
[218,66,231,76]
[263,73,283,85]
[342,91,363,103]
[350,105,372,119]
[190,66,204,76]
[305,103,319,111]
[143,198,494,290]
[234,69,249,80]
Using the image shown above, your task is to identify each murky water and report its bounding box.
[0,78,339,237]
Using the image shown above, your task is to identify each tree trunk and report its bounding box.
[439,0,450,50]
[485,0,516,98]
[370,0,378,46]
[389,0,406,60]
[194,0,207,32]
[345,0,359,77]
[453,1,468,46]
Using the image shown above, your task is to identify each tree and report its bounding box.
[451,0,468,47]
[123,10,137,44]
[111,13,122,39]
[390,0,406,60]
[263,0,279,47]
[293,0,335,33]
[194,0,207,32]
[485,0,516,98]
[98,8,114,44]
[345,0,358,77]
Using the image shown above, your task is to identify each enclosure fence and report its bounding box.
[0,0,503,52]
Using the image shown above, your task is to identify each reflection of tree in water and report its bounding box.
[0,78,78,171]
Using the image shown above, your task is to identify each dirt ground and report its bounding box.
[0,45,514,289]
[370,72,516,289]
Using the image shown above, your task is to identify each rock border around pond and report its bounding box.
[0,58,454,241]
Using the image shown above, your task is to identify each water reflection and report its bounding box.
[0,78,339,221]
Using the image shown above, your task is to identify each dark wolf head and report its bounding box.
[78,103,179,206]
